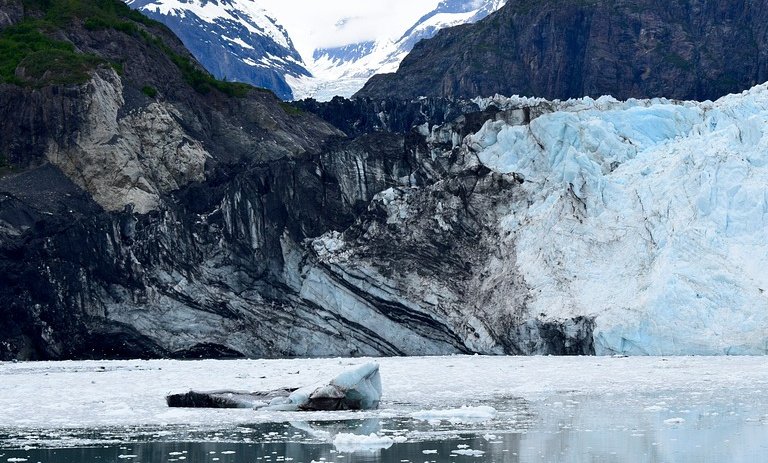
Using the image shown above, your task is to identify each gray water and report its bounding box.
[2,390,767,463]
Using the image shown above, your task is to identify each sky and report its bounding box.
[257,0,442,61]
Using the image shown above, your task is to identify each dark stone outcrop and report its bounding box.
[0,0,21,26]
[294,96,502,138]
[0,0,340,359]
[166,388,297,408]
[356,0,768,101]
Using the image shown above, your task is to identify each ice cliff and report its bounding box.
[467,86,768,354]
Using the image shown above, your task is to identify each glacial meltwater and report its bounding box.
[1,357,767,462]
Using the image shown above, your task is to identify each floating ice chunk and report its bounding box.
[168,363,382,411]
[273,362,382,411]
[644,405,666,412]
[332,433,394,452]
[412,405,497,423]
[451,449,486,456]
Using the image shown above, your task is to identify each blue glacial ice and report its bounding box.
[471,86,768,355]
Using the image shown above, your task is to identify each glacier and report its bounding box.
[469,85,768,355]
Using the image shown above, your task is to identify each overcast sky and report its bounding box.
[258,0,441,60]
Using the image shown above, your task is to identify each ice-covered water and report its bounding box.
[1,357,766,461]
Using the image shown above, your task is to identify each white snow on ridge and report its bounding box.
[222,36,254,50]
[126,0,506,100]
[470,84,768,355]
[134,0,291,48]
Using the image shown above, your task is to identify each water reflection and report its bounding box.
[0,434,522,463]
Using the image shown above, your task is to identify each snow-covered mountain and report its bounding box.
[126,0,310,100]
[124,0,505,100]
[290,0,508,100]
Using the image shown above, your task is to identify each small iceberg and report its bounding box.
[166,362,382,411]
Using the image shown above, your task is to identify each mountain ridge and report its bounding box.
[356,0,768,101]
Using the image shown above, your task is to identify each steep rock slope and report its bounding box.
[126,0,309,99]
[356,0,768,101]
[289,0,507,100]
[0,0,337,359]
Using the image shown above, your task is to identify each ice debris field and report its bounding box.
[0,356,767,462]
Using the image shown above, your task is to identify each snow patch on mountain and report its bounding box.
[470,85,768,355]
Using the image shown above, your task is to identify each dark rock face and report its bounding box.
[356,0,768,101]
[294,97,489,138]
[0,0,21,26]
[0,0,595,360]
[0,0,338,360]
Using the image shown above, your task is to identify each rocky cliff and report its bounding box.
[0,0,594,360]
[356,0,768,101]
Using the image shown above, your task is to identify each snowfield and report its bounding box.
[468,83,768,355]
[1,356,766,430]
